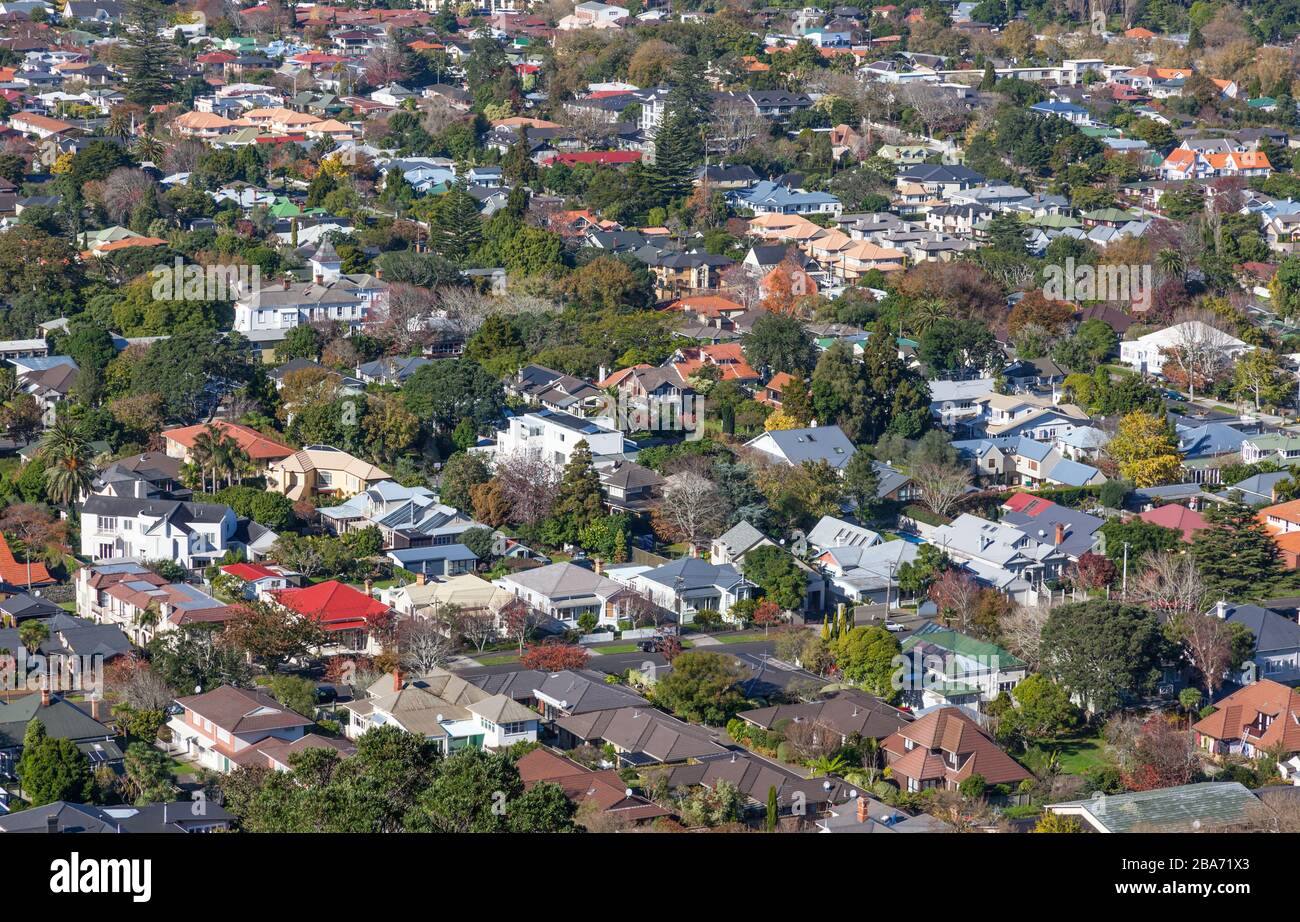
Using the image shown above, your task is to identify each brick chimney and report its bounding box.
[415,572,427,587]
[89,697,100,720]
[593,558,603,575]
[856,796,869,824]
[1055,523,1065,546]
[40,682,50,707]
[364,578,373,597]
[393,669,403,692]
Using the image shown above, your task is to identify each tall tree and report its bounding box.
[120,0,177,105]
[38,417,95,507]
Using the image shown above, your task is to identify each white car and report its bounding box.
[884,621,907,632]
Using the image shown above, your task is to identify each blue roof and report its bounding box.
[1176,422,1248,459]
[749,425,857,469]
[1044,457,1100,487]
[387,544,477,565]
[737,180,841,209]
[1031,101,1086,115]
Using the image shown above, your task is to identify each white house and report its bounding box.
[1119,321,1251,377]
[79,495,239,571]
[490,409,625,469]
[604,558,755,623]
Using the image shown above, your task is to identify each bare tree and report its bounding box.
[436,285,495,341]
[659,471,726,549]
[495,450,559,526]
[1128,551,1207,619]
[459,609,499,653]
[1160,310,1238,402]
[1001,602,1051,669]
[371,283,437,354]
[1171,611,1237,698]
[708,95,769,157]
[397,615,458,673]
[897,83,968,139]
[912,461,972,518]
[781,717,842,763]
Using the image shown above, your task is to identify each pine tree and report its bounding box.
[428,181,483,265]
[766,785,779,831]
[120,0,177,105]
[550,440,606,545]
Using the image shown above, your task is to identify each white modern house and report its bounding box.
[494,561,633,629]
[79,495,239,571]
[490,409,626,469]
[605,558,756,623]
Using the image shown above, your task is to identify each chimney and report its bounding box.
[393,669,403,692]
[593,558,603,575]
[415,572,427,586]
[689,544,699,558]
[1054,523,1065,546]
[856,796,869,824]
[1215,599,1228,619]
[40,683,50,707]
[89,697,100,720]
[46,815,58,834]
[314,273,324,285]
[364,578,373,597]
[374,268,382,279]
[282,276,290,290]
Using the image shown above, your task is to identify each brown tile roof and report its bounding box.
[739,690,911,741]
[882,707,1030,787]
[175,685,314,737]
[516,747,670,822]
[1192,679,1300,753]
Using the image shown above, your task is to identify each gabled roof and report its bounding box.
[271,580,391,631]
[174,686,313,737]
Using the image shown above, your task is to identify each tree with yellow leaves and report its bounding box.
[763,408,802,431]
[1107,411,1183,487]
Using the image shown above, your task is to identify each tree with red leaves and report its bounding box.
[520,642,589,671]
[752,599,783,635]
[929,567,981,632]
[1071,552,1117,591]
[1118,716,1197,792]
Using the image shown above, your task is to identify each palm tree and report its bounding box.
[909,298,947,336]
[18,619,48,653]
[38,417,95,506]
[190,426,223,493]
[806,753,850,778]
[1156,247,1186,282]
[133,133,165,165]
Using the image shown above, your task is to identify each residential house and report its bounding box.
[162,419,293,472]
[494,561,635,629]
[1193,680,1300,775]
[1047,782,1261,833]
[75,561,236,646]
[491,409,626,469]
[1209,600,1300,684]
[930,513,1071,604]
[553,706,728,765]
[1118,321,1252,377]
[166,685,314,774]
[605,558,757,623]
[0,691,121,779]
[516,747,670,825]
[270,580,395,655]
[79,495,242,571]
[898,624,1028,713]
[818,539,921,606]
[744,425,857,472]
[265,445,390,502]
[882,706,1032,793]
[343,669,540,752]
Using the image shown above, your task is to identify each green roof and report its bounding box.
[1083,207,1137,222]
[1028,214,1082,229]
[1248,97,1277,108]
[901,628,1026,670]
[1080,126,1120,138]
[1052,782,1259,833]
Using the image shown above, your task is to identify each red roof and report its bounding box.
[548,151,642,167]
[221,562,282,582]
[1138,504,1211,542]
[272,580,390,632]
[1001,492,1060,516]
[0,532,53,587]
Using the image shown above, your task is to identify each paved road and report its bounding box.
[454,639,781,680]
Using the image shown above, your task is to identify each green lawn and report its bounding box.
[709,632,763,644]
[589,643,638,654]
[1027,733,1109,776]
[476,653,521,666]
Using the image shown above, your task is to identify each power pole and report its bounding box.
[1121,541,1130,599]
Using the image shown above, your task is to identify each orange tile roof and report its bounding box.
[1192,679,1300,753]
[163,420,293,462]
[0,532,53,588]
[1260,499,1300,529]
